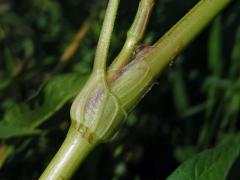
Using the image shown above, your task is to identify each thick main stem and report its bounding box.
[145,0,231,77]
[40,126,97,180]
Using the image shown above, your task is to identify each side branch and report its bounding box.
[109,0,155,73]
[93,0,120,73]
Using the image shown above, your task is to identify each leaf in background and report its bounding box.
[170,57,190,116]
[206,15,222,118]
[217,133,240,146]
[198,15,223,146]
[3,47,16,74]
[0,77,14,92]
[0,123,41,139]
[167,142,240,180]
[174,145,197,163]
[229,26,240,78]
[0,26,5,41]
[208,15,222,75]
[22,37,34,58]
[220,26,240,134]
[0,73,89,139]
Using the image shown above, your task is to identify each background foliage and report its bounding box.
[0,0,240,179]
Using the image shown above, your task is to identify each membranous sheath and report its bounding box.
[70,74,127,143]
[110,47,155,111]
[70,46,155,143]
[70,0,127,143]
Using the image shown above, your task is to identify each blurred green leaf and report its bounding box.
[0,26,5,41]
[229,26,240,78]
[217,133,240,146]
[206,15,222,117]
[170,57,190,115]
[22,38,34,58]
[167,141,240,180]
[208,15,222,75]
[3,48,16,73]
[174,145,197,162]
[0,78,14,92]
[0,123,40,139]
[0,73,89,139]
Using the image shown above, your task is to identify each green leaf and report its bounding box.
[170,57,190,115]
[206,15,222,118]
[22,38,34,58]
[0,122,40,139]
[0,73,89,139]
[208,15,222,75]
[229,26,240,78]
[0,77,14,92]
[167,143,240,180]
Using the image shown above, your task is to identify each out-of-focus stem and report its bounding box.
[60,18,92,62]
[60,1,105,63]
[0,144,13,168]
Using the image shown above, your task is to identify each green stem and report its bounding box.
[145,0,231,77]
[109,0,154,72]
[93,0,119,73]
[40,126,97,180]
[40,1,119,179]
[40,0,231,179]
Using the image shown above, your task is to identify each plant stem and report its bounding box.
[93,0,119,74]
[109,0,154,73]
[144,0,231,77]
[40,0,231,179]
[41,1,119,179]
[40,126,97,180]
